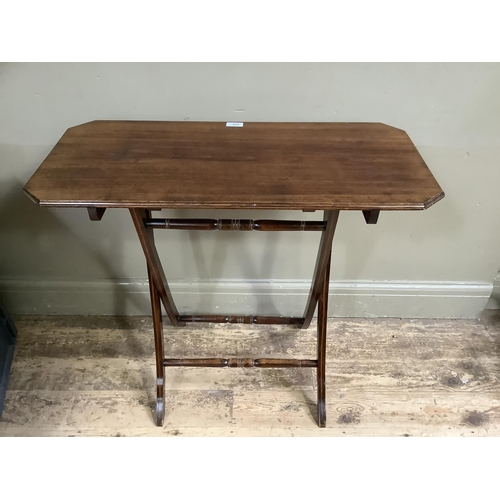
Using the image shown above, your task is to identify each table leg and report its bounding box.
[317,249,331,428]
[148,264,165,426]
[130,207,340,428]
[130,208,183,327]
[131,207,184,425]
[302,210,339,329]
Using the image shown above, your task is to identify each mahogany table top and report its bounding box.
[23,121,444,211]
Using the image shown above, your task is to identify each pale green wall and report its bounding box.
[1,63,499,316]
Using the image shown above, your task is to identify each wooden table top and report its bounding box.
[23,121,444,211]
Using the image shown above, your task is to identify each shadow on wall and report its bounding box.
[0,179,291,318]
[0,177,300,318]
[0,179,148,317]
[170,208,283,317]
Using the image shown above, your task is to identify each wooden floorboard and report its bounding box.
[1,312,499,437]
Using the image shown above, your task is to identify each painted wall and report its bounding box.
[1,63,499,317]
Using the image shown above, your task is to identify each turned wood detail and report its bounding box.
[145,218,326,231]
[178,314,304,325]
[164,358,318,368]
[132,208,340,428]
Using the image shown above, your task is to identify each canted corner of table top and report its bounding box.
[22,121,445,212]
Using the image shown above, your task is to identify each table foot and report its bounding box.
[156,396,165,427]
[317,400,326,428]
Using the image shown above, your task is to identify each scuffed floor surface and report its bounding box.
[1,312,500,437]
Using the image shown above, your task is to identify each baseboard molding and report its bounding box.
[0,279,492,318]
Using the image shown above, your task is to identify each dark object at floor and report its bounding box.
[0,303,17,416]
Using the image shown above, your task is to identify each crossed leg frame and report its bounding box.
[130,208,340,427]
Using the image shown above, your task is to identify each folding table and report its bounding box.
[23,121,444,427]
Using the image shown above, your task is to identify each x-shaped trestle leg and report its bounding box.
[130,208,339,428]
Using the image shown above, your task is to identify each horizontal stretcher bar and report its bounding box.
[177,314,304,325]
[164,358,318,368]
[144,218,326,231]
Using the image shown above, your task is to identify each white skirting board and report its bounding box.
[0,279,493,318]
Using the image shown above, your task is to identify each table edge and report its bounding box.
[22,187,445,211]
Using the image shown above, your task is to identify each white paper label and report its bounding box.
[226,122,244,127]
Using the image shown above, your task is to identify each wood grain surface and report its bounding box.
[1,312,498,437]
[23,121,444,210]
